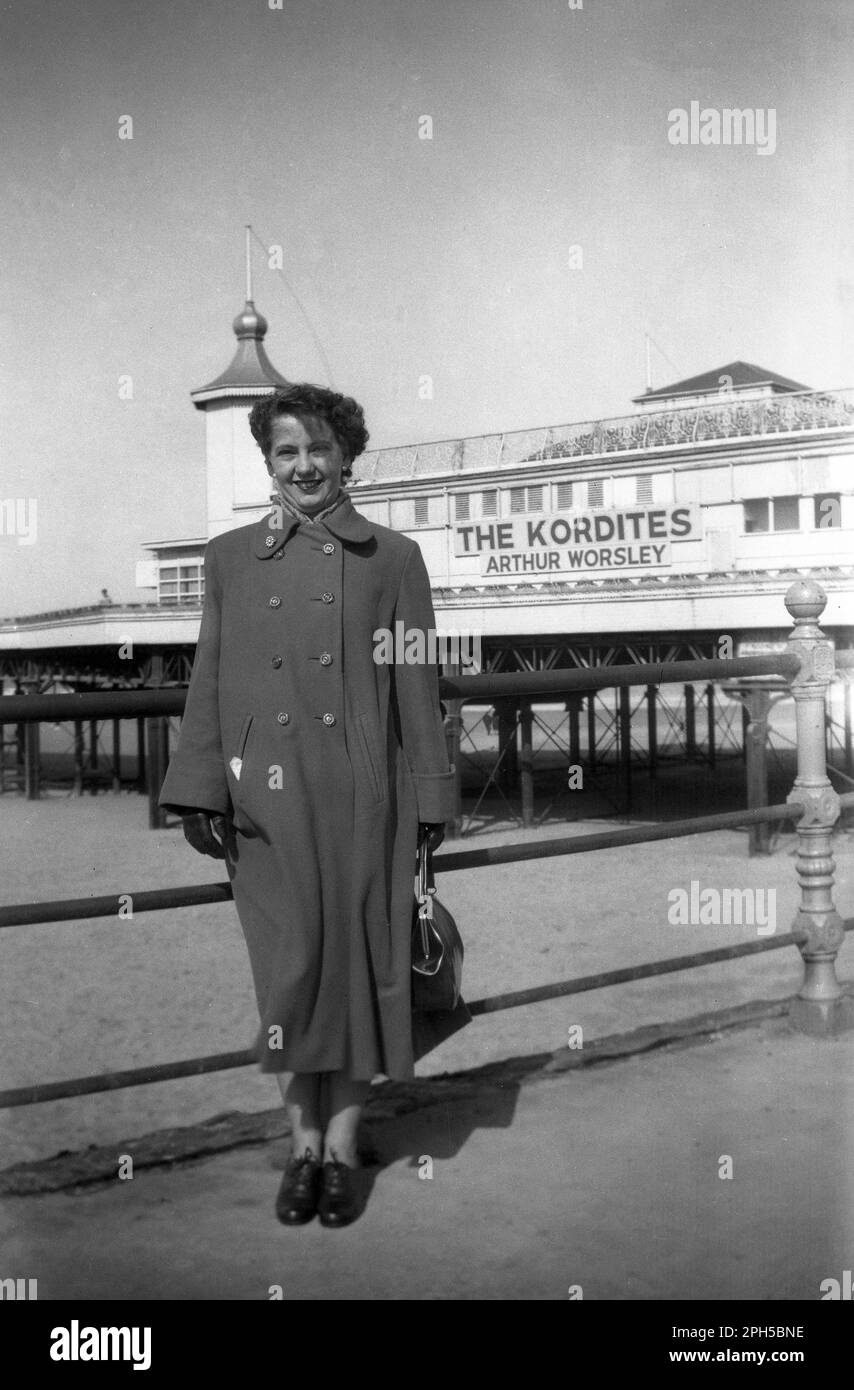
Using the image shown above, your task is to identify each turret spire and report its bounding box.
[190,228,291,409]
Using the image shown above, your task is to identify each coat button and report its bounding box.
[322,712,336,726]
[274,550,284,559]
[319,652,333,666]
[271,656,282,668]
[265,536,275,548]
[322,542,335,555]
[320,591,334,603]
[269,595,282,608]
[277,712,289,725]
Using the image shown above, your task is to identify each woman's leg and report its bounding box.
[322,1073,371,1167]
[275,1072,323,1157]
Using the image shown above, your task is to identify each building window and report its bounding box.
[772,496,800,531]
[509,485,544,514]
[743,496,800,534]
[743,498,769,533]
[587,479,604,509]
[413,496,431,526]
[635,475,653,503]
[159,562,204,606]
[454,493,470,521]
[814,493,841,528]
[556,481,573,510]
[482,490,498,516]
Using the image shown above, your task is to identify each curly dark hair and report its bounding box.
[248,384,369,479]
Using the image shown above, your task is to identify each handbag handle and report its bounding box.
[416,833,437,902]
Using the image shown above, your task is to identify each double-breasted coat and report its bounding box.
[159,493,459,1081]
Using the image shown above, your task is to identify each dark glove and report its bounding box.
[419,821,446,854]
[182,811,230,859]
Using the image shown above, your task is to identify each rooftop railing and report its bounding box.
[352,387,854,482]
[0,579,852,1113]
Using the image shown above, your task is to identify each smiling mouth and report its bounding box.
[294,480,323,490]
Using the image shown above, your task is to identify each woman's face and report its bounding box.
[266,413,346,515]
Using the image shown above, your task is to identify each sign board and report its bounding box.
[453,505,700,578]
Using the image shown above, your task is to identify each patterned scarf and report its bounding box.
[269,483,348,527]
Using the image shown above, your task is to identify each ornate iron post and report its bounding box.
[784,579,853,1034]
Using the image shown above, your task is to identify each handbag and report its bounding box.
[411,831,464,1013]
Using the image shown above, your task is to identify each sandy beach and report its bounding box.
[1,787,852,1168]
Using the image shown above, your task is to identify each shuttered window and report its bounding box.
[510,485,544,514]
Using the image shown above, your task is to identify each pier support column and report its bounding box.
[136,717,147,793]
[496,699,518,795]
[646,685,657,779]
[619,685,632,813]
[566,695,582,770]
[744,686,772,856]
[706,683,716,770]
[684,683,696,759]
[146,717,170,830]
[519,699,534,828]
[784,580,852,1035]
[111,717,122,792]
[87,718,99,795]
[22,681,40,801]
[73,720,84,795]
[586,693,597,772]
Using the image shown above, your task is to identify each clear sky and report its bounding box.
[1,0,851,613]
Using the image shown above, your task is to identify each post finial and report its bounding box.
[785,578,826,625]
[245,224,253,302]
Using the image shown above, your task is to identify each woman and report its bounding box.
[159,383,462,1229]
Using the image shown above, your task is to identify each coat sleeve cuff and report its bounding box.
[158,757,231,817]
[412,769,456,824]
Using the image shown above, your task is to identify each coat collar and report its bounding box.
[252,492,374,558]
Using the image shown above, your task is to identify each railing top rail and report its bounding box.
[0,654,802,723]
[5,794,854,931]
[352,386,854,482]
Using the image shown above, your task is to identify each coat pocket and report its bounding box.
[355,713,386,806]
[229,714,255,782]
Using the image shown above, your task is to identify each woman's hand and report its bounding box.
[419,822,446,854]
[182,811,230,859]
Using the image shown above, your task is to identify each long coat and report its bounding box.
[159,494,461,1081]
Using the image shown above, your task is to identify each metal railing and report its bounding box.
[353,386,854,480]
[1,579,851,1110]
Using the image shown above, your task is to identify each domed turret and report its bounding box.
[190,297,290,408]
[191,228,290,408]
[232,300,269,340]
